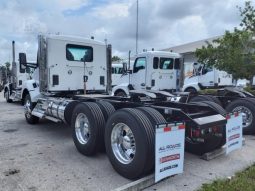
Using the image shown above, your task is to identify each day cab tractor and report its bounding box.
[3,41,35,103]
[112,54,255,135]
[20,35,233,179]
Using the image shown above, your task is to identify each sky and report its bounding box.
[0,0,251,64]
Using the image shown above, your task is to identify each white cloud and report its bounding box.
[0,0,253,64]
[93,2,130,19]
[55,0,89,10]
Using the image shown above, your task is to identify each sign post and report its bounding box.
[155,123,185,183]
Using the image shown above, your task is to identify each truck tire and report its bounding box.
[137,107,166,174]
[190,95,222,106]
[4,90,12,103]
[96,101,115,121]
[185,101,226,155]
[24,94,39,124]
[199,101,226,115]
[105,108,154,179]
[71,102,105,156]
[226,98,255,135]
[115,90,127,97]
[184,87,197,93]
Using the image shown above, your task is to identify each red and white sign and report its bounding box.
[155,123,185,183]
[226,112,243,154]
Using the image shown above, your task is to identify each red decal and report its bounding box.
[228,134,240,141]
[164,127,171,132]
[160,154,180,164]
[178,124,185,129]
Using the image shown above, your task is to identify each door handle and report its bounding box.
[141,83,145,86]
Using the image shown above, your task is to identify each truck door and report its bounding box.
[198,64,214,87]
[131,57,146,90]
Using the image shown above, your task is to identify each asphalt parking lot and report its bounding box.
[0,91,255,191]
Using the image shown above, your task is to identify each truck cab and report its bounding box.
[111,63,123,86]
[112,51,182,96]
[183,62,233,93]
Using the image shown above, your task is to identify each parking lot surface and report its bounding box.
[0,92,255,191]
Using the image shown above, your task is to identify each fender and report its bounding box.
[3,83,12,98]
[182,83,201,92]
[21,80,41,103]
[112,83,131,96]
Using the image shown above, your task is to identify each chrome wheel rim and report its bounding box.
[25,98,31,118]
[233,106,253,128]
[75,113,90,144]
[5,91,8,101]
[111,123,136,164]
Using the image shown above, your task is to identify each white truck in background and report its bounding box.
[182,62,255,92]
[3,41,36,103]
[182,62,233,93]
[111,63,123,86]
[112,51,182,96]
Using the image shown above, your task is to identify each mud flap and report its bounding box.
[155,123,185,183]
[225,112,243,154]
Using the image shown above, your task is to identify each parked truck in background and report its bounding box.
[182,62,233,93]
[181,62,255,134]
[0,66,8,92]
[111,63,123,86]
[112,51,182,97]
[19,34,234,179]
[112,53,255,135]
[3,41,36,103]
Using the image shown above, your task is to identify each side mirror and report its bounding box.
[19,53,27,73]
[122,62,128,74]
[202,68,208,75]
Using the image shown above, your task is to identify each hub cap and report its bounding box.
[75,113,90,144]
[233,106,253,128]
[5,91,8,100]
[25,98,31,118]
[111,123,136,164]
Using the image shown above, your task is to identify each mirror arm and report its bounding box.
[26,62,38,69]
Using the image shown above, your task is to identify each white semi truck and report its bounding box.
[182,63,233,93]
[20,34,240,179]
[112,54,255,135]
[3,41,35,103]
[111,63,123,86]
[112,51,182,97]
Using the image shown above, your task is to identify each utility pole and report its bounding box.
[136,0,139,54]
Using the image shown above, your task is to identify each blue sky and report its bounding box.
[0,0,251,64]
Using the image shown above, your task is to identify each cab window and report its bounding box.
[133,57,146,73]
[160,58,174,70]
[66,44,93,62]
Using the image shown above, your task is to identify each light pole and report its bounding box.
[136,0,139,54]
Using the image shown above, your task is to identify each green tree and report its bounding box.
[195,1,255,81]
[112,56,121,62]
[239,1,255,33]
[5,62,10,69]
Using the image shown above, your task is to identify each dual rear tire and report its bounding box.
[71,102,165,179]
